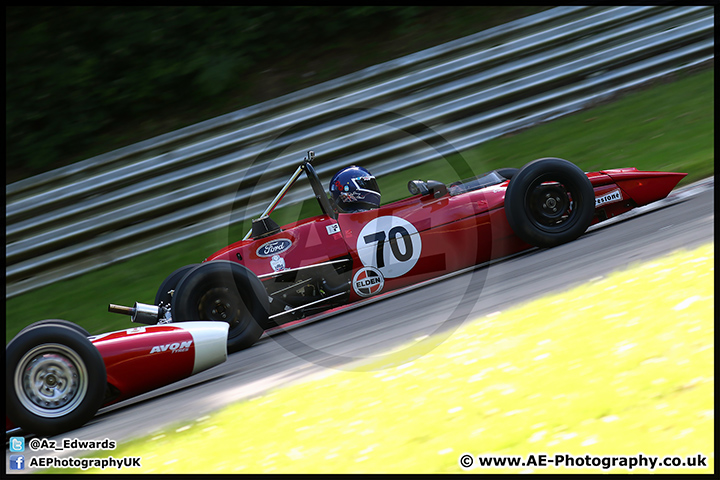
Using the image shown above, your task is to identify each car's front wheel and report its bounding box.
[6,324,107,435]
[171,261,269,353]
[154,264,199,306]
[15,319,91,340]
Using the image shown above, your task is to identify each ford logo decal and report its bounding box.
[256,238,293,257]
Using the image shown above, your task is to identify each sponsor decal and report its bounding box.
[326,223,341,235]
[595,188,623,207]
[270,254,285,272]
[256,238,293,257]
[150,340,192,354]
[352,266,385,297]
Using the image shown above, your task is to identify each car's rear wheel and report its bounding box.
[154,264,199,306]
[505,158,595,248]
[6,324,107,435]
[172,261,269,353]
[495,167,519,181]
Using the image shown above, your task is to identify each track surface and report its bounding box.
[6,181,713,469]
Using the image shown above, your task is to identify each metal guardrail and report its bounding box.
[5,6,714,298]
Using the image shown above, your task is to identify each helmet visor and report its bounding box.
[353,175,380,194]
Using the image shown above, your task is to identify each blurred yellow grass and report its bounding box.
[64,243,713,474]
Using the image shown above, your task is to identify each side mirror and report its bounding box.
[408,180,447,199]
[426,180,448,199]
[408,180,429,196]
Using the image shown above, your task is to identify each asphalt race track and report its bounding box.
[6,179,714,468]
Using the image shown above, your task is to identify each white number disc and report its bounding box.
[357,216,421,278]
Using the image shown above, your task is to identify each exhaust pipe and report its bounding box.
[108,302,171,325]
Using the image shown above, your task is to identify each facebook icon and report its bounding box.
[9,455,25,470]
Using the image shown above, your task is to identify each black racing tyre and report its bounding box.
[16,319,90,339]
[172,261,269,353]
[6,324,107,435]
[505,158,595,248]
[154,264,199,306]
[495,167,519,181]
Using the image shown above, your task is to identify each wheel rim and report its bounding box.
[14,343,88,418]
[524,180,577,232]
[197,287,245,330]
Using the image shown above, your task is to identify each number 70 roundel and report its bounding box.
[356,216,422,278]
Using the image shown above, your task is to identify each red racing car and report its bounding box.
[111,151,687,353]
[6,151,685,436]
[6,320,228,436]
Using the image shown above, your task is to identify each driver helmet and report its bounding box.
[329,166,381,213]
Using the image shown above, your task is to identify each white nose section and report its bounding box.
[175,321,229,374]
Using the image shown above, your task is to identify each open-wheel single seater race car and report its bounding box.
[6,320,229,436]
[110,151,686,353]
[6,151,686,435]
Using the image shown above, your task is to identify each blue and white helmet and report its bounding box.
[329,166,381,213]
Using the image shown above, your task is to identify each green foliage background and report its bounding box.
[6,6,545,181]
[5,7,408,169]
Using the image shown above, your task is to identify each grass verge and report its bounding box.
[5,67,714,341]
[47,242,713,474]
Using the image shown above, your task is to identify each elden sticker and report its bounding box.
[353,266,385,297]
